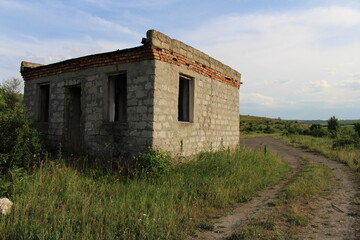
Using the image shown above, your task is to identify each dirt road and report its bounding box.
[193,137,359,240]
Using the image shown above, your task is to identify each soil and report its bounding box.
[191,137,360,240]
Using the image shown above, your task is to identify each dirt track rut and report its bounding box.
[192,137,359,240]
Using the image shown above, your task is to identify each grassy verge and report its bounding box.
[240,133,280,139]
[278,135,360,171]
[231,161,331,240]
[0,147,288,240]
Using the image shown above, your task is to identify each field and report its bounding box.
[1,83,359,239]
[0,148,288,239]
[240,115,307,136]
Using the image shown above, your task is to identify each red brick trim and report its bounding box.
[21,45,240,89]
[151,48,240,89]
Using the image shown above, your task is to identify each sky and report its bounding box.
[1,0,359,120]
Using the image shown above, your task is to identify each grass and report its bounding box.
[279,135,360,171]
[240,115,307,136]
[0,147,288,240]
[231,160,331,240]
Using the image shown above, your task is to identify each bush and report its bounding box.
[133,149,171,177]
[332,128,360,149]
[0,107,43,172]
[0,82,43,174]
[264,125,276,134]
[327,116,339,132]
[310,128,328,137]
[354,123,360,137]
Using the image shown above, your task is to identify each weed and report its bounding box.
[0,147,287,239]
[133,148,171,177]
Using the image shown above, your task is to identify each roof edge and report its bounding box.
[146,29,241,81]
[20,61,43,72]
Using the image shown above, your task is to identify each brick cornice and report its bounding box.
[21,45,240,89]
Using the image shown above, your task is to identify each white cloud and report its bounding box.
[183,5,360,119]
[303,6,360,27]
[241,93,275,107]
[310,80,330,89]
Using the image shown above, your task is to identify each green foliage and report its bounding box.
[240,115,307,136]
[0,78,23,109]
[310,123,321,131]
[0,88,8,111]
[354,123,360,137]
[283,122,304,135]
[0,79,43,174]
[0,147,287,240]
[280,135,360,171]
[332,127,360,149]
[0,107,43,172]
[327,115,339,132]
[134,149,171,177]
[307,124,328,137]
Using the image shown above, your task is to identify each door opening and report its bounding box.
[64,86,82,153]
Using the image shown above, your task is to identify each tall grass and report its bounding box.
[0,147,288,240]
[280,135,360,171]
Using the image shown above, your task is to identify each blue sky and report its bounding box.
[1,0,360,120]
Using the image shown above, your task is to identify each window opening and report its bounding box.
[108,74,127,122]
[39,83,50,122]
[178,75,193,122]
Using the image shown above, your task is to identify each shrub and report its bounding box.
[133,149,171,177]
[310,128,328,137]
[0,105,43,173]
[1,81,43,173]
[354,123,360,137]
[264,125,276,134]
[332,128,360,149]
[327,116,339,132]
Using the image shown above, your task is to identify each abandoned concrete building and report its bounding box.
[20,30,241,159]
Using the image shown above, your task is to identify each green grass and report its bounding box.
[231,161,331,240]
[0,147,288,240]
[279,135,360,171]
[240,115,307,136]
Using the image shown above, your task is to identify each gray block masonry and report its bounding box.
[21,29,241,160]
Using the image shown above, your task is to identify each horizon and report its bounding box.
[1,0,359,120]
[240,114,360,122]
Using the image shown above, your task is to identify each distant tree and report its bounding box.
[354,123,360,137]
[0,78,23,109]
[327,116,339,132]
[0,88,7,111]
[310,124,322,131]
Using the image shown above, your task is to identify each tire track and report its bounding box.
[191,137,359,240]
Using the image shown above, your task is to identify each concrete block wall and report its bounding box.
[22,29,241,160]
[23,60,156,158]
[152,61,239,157]
[149,30,240,157]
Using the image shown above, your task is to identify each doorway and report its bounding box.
[64,86,82,153]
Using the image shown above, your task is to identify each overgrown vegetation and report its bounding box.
[280,134,360,171]
[0,78,44,177]
[231,161,331,240]
[0,148,287,239]
[133,148,172,177]
[0,78,290,239]
[240,115,307,136]
[242,115,360,171]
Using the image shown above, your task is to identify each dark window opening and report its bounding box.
[178,75,193,122]
[108,74,127,122]
[39,84,50,122]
